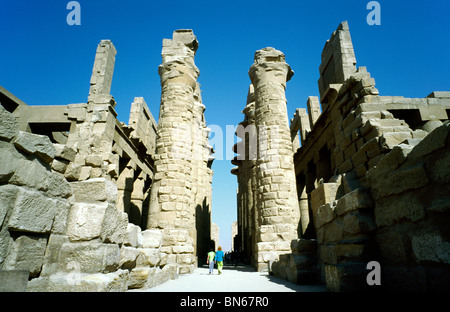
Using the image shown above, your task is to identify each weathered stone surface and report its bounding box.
[100,205,128,244]
[30,269,129,292]
[7,187,57,234]
[371,163,429,200]
[46,171,72,199]
[0,104,19,141]
[136,248,161,267]
[85,155,103,167]
[335,188,372,216]
[64,162,82,181]
[342,210,376,236]
[66,201,126,244]
[375,192,425,227]
[3,235,47,277]
[40,234,69,276]
[57,241,121,274]
[142,229,162,248]
[315,201,337,229]
[71,178,118,203]
[53,143,76,162]
[324,263,368,292]
[51,199,71,234]
[119,246,140,269]
[128,267,153,289]
[13,131,55,163]
[411,231,450,264]
[408,121,450,160]
[376,227,409,263]
[123,223,143,248]
[66,202,109,241]
[9,157,49,192]
[0,270,29,292]
[51,158,69,174]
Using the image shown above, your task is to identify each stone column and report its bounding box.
[248,47,300,271]
[65,40,119,182]
[307,96,321,127]
[147,30,200,274]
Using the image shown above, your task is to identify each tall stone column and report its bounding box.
[65,40,119,182]
[249,47,300,271]
[147,30,200,273]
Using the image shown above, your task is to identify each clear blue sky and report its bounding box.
[1,0,449,251]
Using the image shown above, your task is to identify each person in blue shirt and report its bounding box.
[214,246,225,275]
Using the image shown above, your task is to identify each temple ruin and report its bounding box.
[0,30,213,291]
[0,22,449,292]
[231,21,450,291]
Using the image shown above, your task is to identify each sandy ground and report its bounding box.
[130,264,327,292]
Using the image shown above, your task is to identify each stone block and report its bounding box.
[137,248,161,267]
[119,246,140,270]
[411,231,450,264]
[71,178,118,203]
[51,199,71,234]
[291,239,317,253]
[7,186,57,234]
[376,227,409,263]
[371,163,428,199]
[142,229,163,248]
[315,201,337,229]
[0,105,19,141]
[64,162,82,181]
[85,155,103,167]
[3,235,47,278]
[66,202,109,241]
[40,234,69,276]
[53,143,76,162]
[79,166,91,181]
[335,188,373,216]
[343,210,376,236]
[366,144,413,178]
[58,241,120,274]
[379,131,412,150]
[324,263,369,292]
[408,121,449,160]
[318,219,343,244]
[0,270,29,292]
[123,223,143,248]
[418,106,448,121]
[101,206,127,245]
[51,158,69,174]
[310,183,341,224]
[40,269,128,292]
[128,267,152,289]
[375,192,425,227]
[46,171,72,199]
[13,131,55,163]
[9,157,49,192]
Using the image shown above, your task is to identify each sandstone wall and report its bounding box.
[0,104,176,291]
[367,122,450,291]
[236,21,450,291]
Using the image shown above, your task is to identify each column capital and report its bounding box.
[248,47,294,87]
[159,29,200,88]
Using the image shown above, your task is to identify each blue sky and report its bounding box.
[1,0,449,251]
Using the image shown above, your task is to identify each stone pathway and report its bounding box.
[130,265,327,292]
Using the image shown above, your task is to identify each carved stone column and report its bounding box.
[147,30,200,273]
[249,47,300,271]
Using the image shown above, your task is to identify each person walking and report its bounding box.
[215,246,225,275]
[207,249,215,275]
